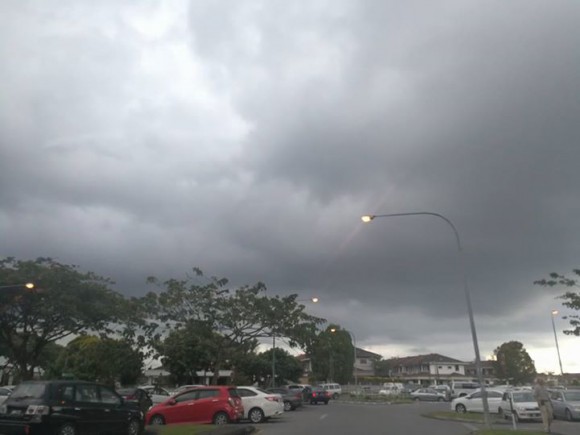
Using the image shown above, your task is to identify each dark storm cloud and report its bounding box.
[1,0,579,370]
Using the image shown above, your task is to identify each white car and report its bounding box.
[498,389,541,422]
[237,386,284,423]
[451,389,504,413]
[170,384,204,396]
[138,385,172,404]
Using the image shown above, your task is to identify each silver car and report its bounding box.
[410,388,447,402]
[550,389,580,421]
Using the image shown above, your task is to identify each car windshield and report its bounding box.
[512,392,535,402]
[564,391,580,401]
[10,383,46,400]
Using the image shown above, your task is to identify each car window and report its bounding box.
[154,387,169,396]
[470,392,481,399]
[10,383,46,400]
[99,386,121,405]
[564,391,580,401]
[175,390,198,403]
[228,388,240,398]
[237,388,257,397]
[488,391,503,398]
[76,384,99,403]
[197,389,219,399]
[57,384,75,402]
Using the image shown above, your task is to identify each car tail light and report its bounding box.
[228,397,235,407]
[265,396,279,402]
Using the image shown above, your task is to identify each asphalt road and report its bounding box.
[256,400,580,435]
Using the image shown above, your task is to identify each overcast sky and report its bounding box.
[2,0,579,375]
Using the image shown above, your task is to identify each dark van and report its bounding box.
[0,380,143,435]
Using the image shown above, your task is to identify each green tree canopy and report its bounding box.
[494,341,536,385]
[0,257,129,380]
[55,335,143,386]
[534,269,580,336]
[138,269,325,384]
[309,325,354,384]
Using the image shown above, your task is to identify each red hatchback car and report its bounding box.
[145,386,243,426]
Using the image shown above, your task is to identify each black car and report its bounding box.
[308,387,331,405]
[266,388,303,411]
[117,388,153,416]
[0,380,143,435]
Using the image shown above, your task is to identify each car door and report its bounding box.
[237,388,259,418]
[467,391,482,411]
[74,383,104,435]
[550,391,564,419]
[98,385,128,435]
[193,389,221,423]
[163,390,199,424]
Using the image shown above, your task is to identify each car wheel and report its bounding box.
[455,404,467,413]
[249,407,265,423]
[149,415,165,425]
[284,401,292,412]
[57,423,76,435]
[332,393,338,399]
[127,419,140,435]
[213,412,229,425]
[565,408,573,421]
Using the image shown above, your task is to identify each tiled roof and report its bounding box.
[387,353,464,366]
[356,348,382,359]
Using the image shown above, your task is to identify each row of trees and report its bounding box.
[0,258,355,386]
[2,258,578,386]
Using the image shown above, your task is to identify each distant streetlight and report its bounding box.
[361,212,491,428]
[551,310,564,375]
[272,296,319,387]
[330,327,358,391]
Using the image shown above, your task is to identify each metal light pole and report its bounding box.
[361,212,491,428]
[272,296,319,387]
[551,310,564,375]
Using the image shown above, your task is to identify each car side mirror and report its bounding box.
[168,399,177,405]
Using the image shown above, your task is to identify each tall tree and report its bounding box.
[534,269,580,336]
[494,341,536,385]
[309,325,354,384]
[0,257,129,379]
[140,269,325,384]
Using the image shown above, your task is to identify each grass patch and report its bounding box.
[427,411,505,423]
[151,424,216,435]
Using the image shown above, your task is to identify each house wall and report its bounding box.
[430,363,465,375]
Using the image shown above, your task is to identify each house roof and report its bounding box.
[356,348,382,359]
[387,353,465,366]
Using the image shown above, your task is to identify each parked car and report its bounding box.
[267,387,303,411]
[118,387,154,415]
[138,385,172,404]
[550,389,580,421]
[236,386,284,423]
[146,386,243,426]
[451,389,505,413]
[309,386,331,405]
[450,381,481,398]
[498,389,541,422]
[379,383,403,396]
[0,387,13,406]
[410,388,447,402]
[0,380,143,435]
[319,383,342,399]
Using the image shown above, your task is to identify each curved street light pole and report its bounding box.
[551,310,564,375]
[361,212,491,428]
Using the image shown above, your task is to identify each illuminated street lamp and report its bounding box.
[0,283,35,291]
[330,327,358,391]
[361,212,491,428]
[551,310,564,375]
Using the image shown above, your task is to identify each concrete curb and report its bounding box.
[144,424,258,435]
